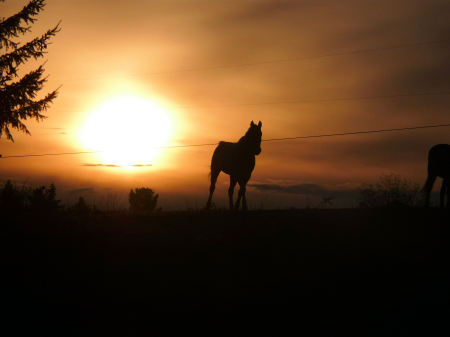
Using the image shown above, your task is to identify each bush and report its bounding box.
[129,188,159,214]
[358,174,421,208]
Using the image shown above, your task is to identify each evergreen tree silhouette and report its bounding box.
[28,183,61,212]
[0,0,60,141]
[0,179,25,211]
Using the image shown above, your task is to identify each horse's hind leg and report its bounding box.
[235,180,247,211]
[241,183,248,211]
[206,167,220,209]
[228,176,237,210]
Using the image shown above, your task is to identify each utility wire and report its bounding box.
[59,39,450,82]
[145,39,450,75]
[49,90,450,116]
[261,123,450,142]
[0,151,102,159]
[1,123,449,159]
[178,91,450,110]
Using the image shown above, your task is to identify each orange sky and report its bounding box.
[1,0,449,209]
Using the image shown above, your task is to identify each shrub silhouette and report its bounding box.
[358,174,421,208]
[129,188,159,214]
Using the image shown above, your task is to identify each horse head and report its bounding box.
[248,120,262,155]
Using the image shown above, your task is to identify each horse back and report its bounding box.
[211,141,255,178]
[212,141,237,165]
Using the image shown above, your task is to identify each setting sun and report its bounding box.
[81,95,172,166]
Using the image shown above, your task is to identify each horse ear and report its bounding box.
[250,120,255,126]
[258,121,262,128]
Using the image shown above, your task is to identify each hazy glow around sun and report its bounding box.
[81,95,172,166]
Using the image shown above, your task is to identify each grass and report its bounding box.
[3,208,449,336]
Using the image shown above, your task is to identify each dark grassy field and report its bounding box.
[3,209,449,336]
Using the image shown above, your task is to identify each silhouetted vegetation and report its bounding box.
[358,174,421,208]
[0,179,60,212]
[0,0,60,141]
[70,196,90,214]
[28,183,61,212]
[0,179,25,211]
[0,181,162,216]
[129,187,159,214]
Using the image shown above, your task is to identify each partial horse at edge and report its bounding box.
[423,144,450,207]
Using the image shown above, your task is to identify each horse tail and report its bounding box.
[208,142,222,180]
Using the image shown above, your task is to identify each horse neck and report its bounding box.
[237,135,256,154]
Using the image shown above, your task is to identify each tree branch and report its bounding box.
[0,23,60,76]
[0,0,45,50]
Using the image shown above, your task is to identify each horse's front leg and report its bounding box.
[444,178,450,208]
[440,179,447,208]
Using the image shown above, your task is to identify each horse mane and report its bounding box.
[238,126,253,144]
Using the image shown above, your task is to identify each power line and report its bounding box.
[261,123,450,142]
[179,91,450,110]
[60,39,450,82]
[48,90,450,116]
[145,39,450,75]
[1,122,449,159]
[0,150,102,159]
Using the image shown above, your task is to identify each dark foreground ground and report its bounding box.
[2,209,449,336]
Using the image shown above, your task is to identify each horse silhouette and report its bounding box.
[423,144,450,207]
[206,121,262,211]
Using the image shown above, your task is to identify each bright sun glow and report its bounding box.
[81,95,172,166]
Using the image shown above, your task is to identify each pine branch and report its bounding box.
[0,65,59,142]
[1,65,46,105]
[0,0,45,50]
[0,23,60,76]
[1,115,30,141]
[0,88,58,141]
[13,87,58,120]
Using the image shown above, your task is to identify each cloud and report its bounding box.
[249,183,327,194]
[220,1,306,24]
[82,163,152,168]
[247,182,360,208]
[82,163,121,168]
[249,183,357,198]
